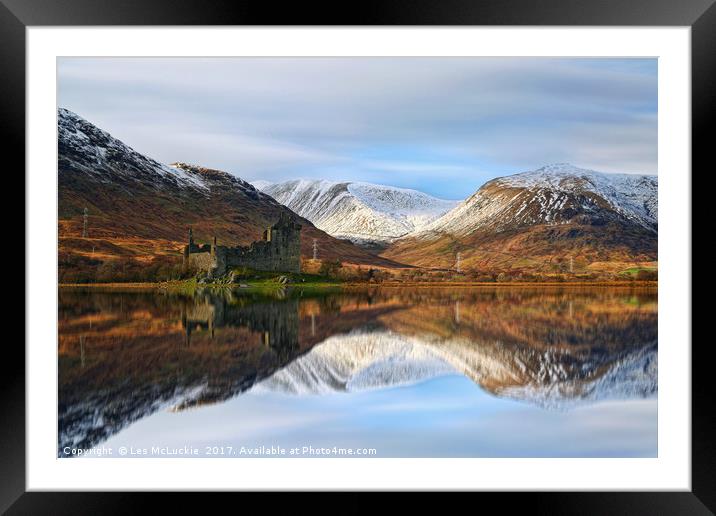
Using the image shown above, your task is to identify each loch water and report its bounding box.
[58,285,657,458]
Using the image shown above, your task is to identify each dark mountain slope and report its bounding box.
[58,108,403,281]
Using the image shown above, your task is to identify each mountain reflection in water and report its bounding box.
[58,286,657,457]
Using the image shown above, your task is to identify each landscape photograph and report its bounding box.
[58,57,658,458]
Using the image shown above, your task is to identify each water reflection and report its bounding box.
[58,286,657,457]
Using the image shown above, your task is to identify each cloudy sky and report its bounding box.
[58,57,657,199]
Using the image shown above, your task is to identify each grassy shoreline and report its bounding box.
[59,280,657,289]
[345,281,657,288]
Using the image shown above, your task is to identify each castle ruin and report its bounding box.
[183,212,302,276]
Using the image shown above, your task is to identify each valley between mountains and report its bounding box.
[58,108,657,283]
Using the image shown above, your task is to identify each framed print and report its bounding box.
[4,0,712,512]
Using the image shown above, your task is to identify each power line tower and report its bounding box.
[569,256,574,274]
[312,238,318,260]
[82,207,88,238]
[455,252,461,273]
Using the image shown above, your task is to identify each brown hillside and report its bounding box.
[382,165,657,273]
[58,109,405,281]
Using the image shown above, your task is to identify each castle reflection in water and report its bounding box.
[58,286,657,457]
[182,292,300,361]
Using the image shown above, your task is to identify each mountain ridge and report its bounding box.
[259,178,458,247]
[382,163,657,272]
[57,108,403,281]
[418,163,657,237]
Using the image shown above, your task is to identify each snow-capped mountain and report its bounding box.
[418,163,657,237]
[384,163,658,269]
[258,179,458,246]
[59,108,215,193]
[252,329,657,409]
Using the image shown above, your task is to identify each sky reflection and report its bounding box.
[98,374,657,458]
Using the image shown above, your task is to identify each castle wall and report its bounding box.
[185,215,301,276]
[187,251,215,272]
[224,236,300,274]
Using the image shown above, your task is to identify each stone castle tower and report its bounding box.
[184,212,302,276]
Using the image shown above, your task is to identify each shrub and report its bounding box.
[636,269,658,281]
[319,259,343,278]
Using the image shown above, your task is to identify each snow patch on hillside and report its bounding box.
[251,180,273,190]
[58,108,210,192]
[414,163,657,239]
[497,163,657,225]
[262,179,458,244]
[348,182,458,229]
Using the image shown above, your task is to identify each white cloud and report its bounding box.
[58,57,657,197]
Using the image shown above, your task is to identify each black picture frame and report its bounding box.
[4,0,711,512]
